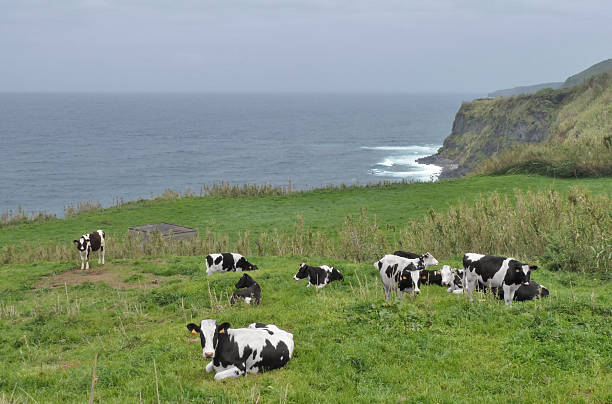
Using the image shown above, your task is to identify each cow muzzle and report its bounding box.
[204,352,214,358]
[523,282,530,286]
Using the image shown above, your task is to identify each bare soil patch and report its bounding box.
[37,265,163,290]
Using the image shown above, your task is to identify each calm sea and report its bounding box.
[0,93,476,216]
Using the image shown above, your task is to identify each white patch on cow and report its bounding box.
[440,265,453,286]
[244,297,252,304]
[421,252,439,267]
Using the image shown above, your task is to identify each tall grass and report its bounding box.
[0,206,55,227]
[2,188,609,272]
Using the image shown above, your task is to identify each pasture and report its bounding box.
[0,174,610,402]
[0,256,610,403]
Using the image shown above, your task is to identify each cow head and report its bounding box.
[186,319,217,358]
[294,263,309,280]
[420,253,439,267]
[73,236,88,252]
[236,256,258,271]
[330,267,344,281]
[235,273,255,289]
[505,260,537,286]
[440,265,454,286]
[398,263,421,294]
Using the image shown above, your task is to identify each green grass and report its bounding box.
[0,256,610,403]
[2,175,611,247]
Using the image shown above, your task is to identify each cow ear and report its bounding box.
[216,322,230,335]
[186,323,201,334]
[73,240,79,245]
[529,265,538,271]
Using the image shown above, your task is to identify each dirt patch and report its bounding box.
[37,266,164,290]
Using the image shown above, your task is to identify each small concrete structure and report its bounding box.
[128,223,197,241]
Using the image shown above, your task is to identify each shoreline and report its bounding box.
[416,153,466,179]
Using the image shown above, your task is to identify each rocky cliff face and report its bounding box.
[420,89,572,178]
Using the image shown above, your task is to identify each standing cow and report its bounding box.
[186,319,294,380]
[463,253,538,306]
[374,254,438,300]
[205,253,258,275]
[293,264,344,288]
[73,230,105,270]
[394,251,439,269]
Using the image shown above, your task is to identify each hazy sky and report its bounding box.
[1,0,611,93]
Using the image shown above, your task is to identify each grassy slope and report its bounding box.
[0,257,610,403]
[2,175,612,247]
[1,175,611,402]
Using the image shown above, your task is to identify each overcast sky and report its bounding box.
[1,0,611,93]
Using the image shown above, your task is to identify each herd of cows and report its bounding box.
[74,229,550,380]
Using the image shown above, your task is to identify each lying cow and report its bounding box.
[73,230,105,270]
[463,253,538,306]
[394,251,439,268]
[205,253,258,275]
[186,319,294,380]
[419,265,454,286]
[491,281,549,302]
[446,268,464,294]
[230,273,261,305]
[293,264,344,288]
[374,254,435,300]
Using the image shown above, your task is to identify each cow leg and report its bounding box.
[214,366,244,380]
[382,282,390,301]
[79,251,86,270]
[464,272,476,302]
[99,246,105,265]
[85,249,90,270]
[205,361,215,373]
[503,284,514,306]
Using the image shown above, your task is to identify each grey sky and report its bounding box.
[1,0,611,93]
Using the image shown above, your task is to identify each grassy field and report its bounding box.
[0,256,610,403]
[1,175,611,403]
[2,175,611,247]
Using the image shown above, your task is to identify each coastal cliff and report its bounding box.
[422,69,612,178]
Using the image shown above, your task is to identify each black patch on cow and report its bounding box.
[329,267,344,282]
[306,266,329,285]
[221,253,235,271]
[393,250,420,259]
[256,340,290,372]
[503,260,528,286]
[206,255,214,268]
[236,256,258,271]
[252,323,267,328]
[214,255,223,265]
[186,323,207,349]
[377,261,382,271]
[88,231,102,252]
[385,264,395,279]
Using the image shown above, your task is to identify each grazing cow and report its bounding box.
[73,230,105,270]
[205,253,258,276]
[293,264,344,288]
[394,251,439,268]
[463,253,538,306]
[186,320,294,380]
[419,265,454,286]
[491,281,550,302]
[374,254,435,300]
[230,273,261,305]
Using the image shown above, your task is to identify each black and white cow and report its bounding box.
[293,264,344,288]
[230,273,261,305]
[186,320,294,380]
[446,268,464,294]
[205,253,258,276]
[419,265,454,286]
[394,251,439,268]
[73,230,105,270]
[463,253,538,306]
[491,281,550,302]
[374,254,435,300]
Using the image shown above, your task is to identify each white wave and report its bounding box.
[361,145,440,153]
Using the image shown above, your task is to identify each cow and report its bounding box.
[394,251,439,268]
[230,273,261,305]
[293,264,344,288]
[419,265,454,286]
[446,268,465,294]
[186,319,294,380]
[374,254,436,300]
[463,253,538,306]
[490,281,550,302]
[205,253,258,276]
[73,230,105,270]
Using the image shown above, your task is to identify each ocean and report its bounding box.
[0,93,476,216]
